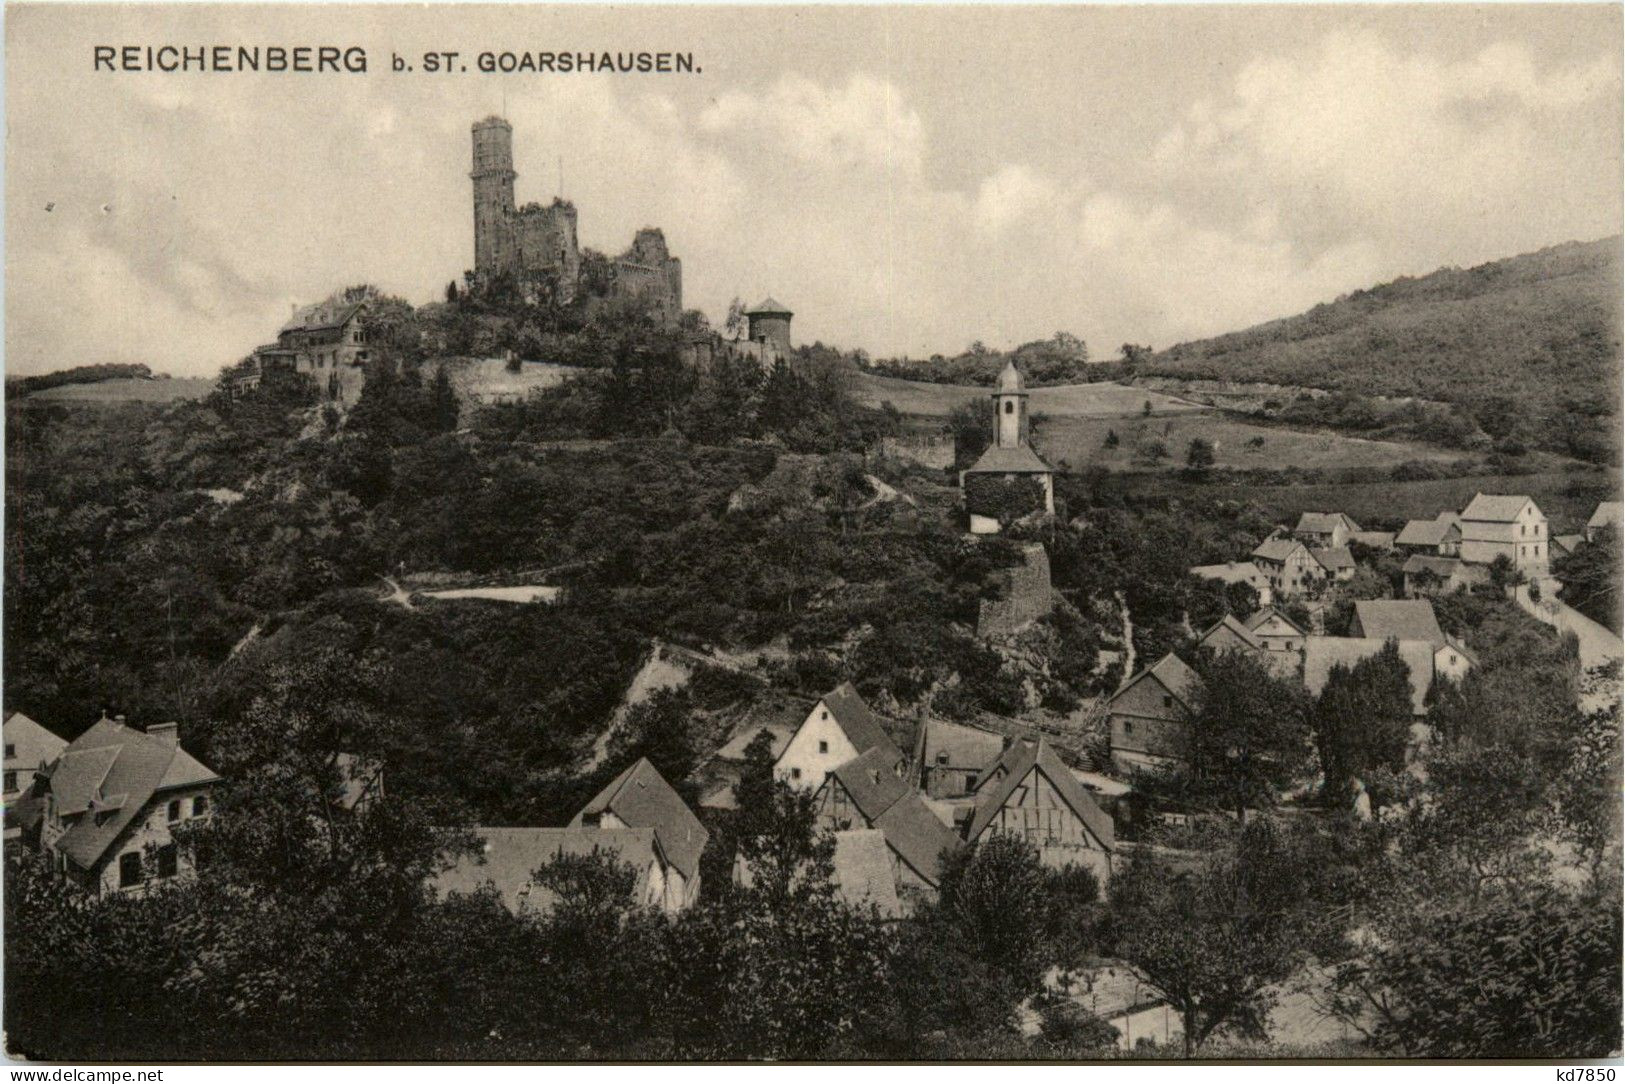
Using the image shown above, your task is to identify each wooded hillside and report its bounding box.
[1142,238,1622,460]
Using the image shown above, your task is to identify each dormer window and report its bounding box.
[936,753,948,765]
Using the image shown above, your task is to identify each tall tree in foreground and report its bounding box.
[1311,641,1415,804]
[1181,650,1313,821]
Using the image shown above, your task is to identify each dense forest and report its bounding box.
[1141,238,1623,462]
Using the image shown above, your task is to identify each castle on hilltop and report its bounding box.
[471,116,683,321]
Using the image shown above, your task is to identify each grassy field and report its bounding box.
[852,371,1204,417]
[1034,414,1466,473]
[23,377,215,403]
[1103,469,1620,533]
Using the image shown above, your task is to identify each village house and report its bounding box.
[36,716,221,894]
[236,296,373,403]
[1293,512,1362,550]
[1188,561,1274,607]
[775,683,905,790]
[1395,512,1462,557]
[1246,607,1310,655]
[1302,637,1437,716]
[569,757,709,910]
[1457,493,1548,576]
[1401,554,1486,598]
[962,738,1114,884]
[1350,530,1396,551]
[1104,653,1203,773]
[813,747,961,905]
[1347,598,1474,683]
[435,826,690,914]
[1196,613,1261,655]
[1251,536,1325,598]
[960,362,1056,534]
[1350,598,1447,647]
[1311,546,1357,583]
[3,712,66,841]
[732,827,903,918]
[913,718,1006,799]
[1585,500,1621,543]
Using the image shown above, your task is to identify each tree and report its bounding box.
[1186,437,1216,472]
[722,296,746,341]
[1183,650,1313,821]
[1311,641,1414,803]
[1108,818,1323,1055]
[1555,525,1622,632]
[1331,884,1622,1057]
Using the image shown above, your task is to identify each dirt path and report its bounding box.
[1513,582,1621,711]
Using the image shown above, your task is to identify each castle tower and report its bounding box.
[993,360,1030,448]
[745,297,793,353]
[471,117,517,277]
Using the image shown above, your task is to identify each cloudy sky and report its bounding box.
[5,3,1621,377]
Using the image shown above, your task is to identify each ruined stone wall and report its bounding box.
[876,435,955,471]
[977,543,1054,638]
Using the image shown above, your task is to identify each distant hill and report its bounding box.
[1141,237,1622,460]
[6,363,211,405]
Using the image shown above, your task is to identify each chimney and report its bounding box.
[148,722,179,745]
[112,713,127,726]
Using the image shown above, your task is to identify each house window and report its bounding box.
[818,741,828,754]
[1004,401,1014,414]
[1124,721,1135,735]
[118,852,143,888]
[4,743,14,758]
[193,795,208,816]
[965,773,978,789]
[1163,695,1173,708]
[167,799,181,822]
[790,768,802,781]
[156,844,178,879]
[936,753,948,765]
[3,771,16,794]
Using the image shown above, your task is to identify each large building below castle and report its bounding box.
[471,116,683,321]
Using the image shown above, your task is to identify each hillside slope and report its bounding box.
[1142,238,1622,455]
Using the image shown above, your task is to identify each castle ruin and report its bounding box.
[470,116,682,321]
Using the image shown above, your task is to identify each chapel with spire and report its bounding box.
[959,361,1056,534]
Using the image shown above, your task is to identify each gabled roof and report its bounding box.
[1396,515,1462,547]
[43,719,221,871]
[1189,561,1270,587]
[1460,493,1539,523]
[816,683,904,766]
[1311,546,1355,572]
[3,712,67,772]
[825,747,959,887]
[1587,501,1622,530]
[1553,533,1585,555]
[716,722,796,762]
[1252,537,1308,562]
[1245,607,1308,636]
[1402,554,1463,578]
[965,739,1113,851]
[1294,512,1361,535]
[433,827,659,913]
[1303,637,1435,715]
[1353,599,1446,648]
[918,719,1006,773]
[964,443,1054,475]
[1442,635,1479,667]
[1198,614,1260,651]
[571,757,709,880]
[1111,652,1203,713]
[279,300,365,334]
